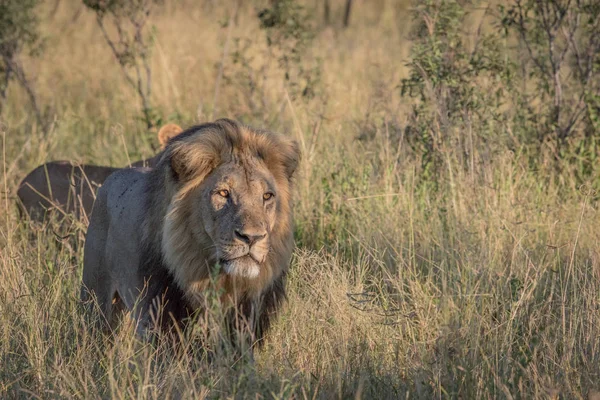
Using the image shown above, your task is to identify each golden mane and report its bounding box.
[145,119,299,309]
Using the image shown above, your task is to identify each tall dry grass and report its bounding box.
[1,0,600,398]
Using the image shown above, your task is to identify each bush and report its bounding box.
[258,0,321,100]
[401,0,600,191]
[401,0,511,187]
[500,0,600,145]
[82,0,163,129]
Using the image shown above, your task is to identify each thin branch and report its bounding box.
[94,5,154,128]
[558,9,578,66]
[562,13,584,77]
[324,0,330,24]
[0,66,11,116]
[515,1,550,78]
[2,54,43,130]
[343,0,353,28]
[561,90,589,139]
[95,16,137,91]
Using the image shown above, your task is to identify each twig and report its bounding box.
[1,54,44,131]
[0,67,11,114]
[92,2,155,128]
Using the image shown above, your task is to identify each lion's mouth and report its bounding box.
[220,253,261,265]
[219,255,261,279]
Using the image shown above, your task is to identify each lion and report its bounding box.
[81,118,300,348]
[17,123,184,222]
[156,123,184,149]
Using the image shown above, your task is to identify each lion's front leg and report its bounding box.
[225,299,260,360]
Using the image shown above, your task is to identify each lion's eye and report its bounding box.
[218,189,230,198]
[263,192,274,201]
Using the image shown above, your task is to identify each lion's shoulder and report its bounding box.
[94,168,152,223]
[100,167,152,200]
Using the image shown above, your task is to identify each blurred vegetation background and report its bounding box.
[1,0,600,398]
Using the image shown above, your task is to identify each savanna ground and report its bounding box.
[1,0,600,398]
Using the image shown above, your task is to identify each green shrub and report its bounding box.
[401,0,510,188]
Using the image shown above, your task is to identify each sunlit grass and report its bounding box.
[1,0,600,398]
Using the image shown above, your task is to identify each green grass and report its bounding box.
[1,0,600,398]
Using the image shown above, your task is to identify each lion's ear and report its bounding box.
[158,123,184,149]
[281,138,301,180]
[168,140,219,184]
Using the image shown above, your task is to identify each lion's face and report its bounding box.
[160,120,299,297]
[196,161,278,279]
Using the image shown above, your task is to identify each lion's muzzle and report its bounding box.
[219,227,269,278]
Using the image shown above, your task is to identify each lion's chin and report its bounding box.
[223,256,260,279]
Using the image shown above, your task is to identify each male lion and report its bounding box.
[17,123,183,222]
[81,119,299,348]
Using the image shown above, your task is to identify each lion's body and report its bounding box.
[81,119,299,346]
[17,161,120,222]
[16,159,159,222]
[17,124,183,222]
[81,168,184,330]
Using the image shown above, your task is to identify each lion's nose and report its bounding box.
[234,229,266,246]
